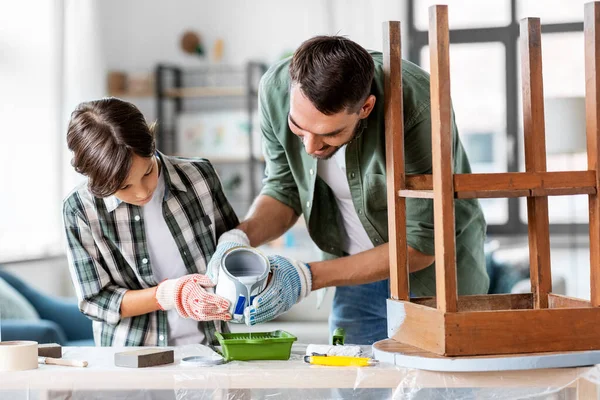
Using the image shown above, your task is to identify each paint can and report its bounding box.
[215,247,270,323]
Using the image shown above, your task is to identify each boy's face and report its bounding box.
[113,154,159,206]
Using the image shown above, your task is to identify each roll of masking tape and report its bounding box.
[0,341,39,371]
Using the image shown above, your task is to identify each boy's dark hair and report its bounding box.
[289,35,375,115]
[67,97,156,198]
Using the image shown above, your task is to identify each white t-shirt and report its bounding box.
[317,145,374,255]
[144,168,204,346]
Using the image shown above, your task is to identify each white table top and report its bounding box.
[0,345,597,393]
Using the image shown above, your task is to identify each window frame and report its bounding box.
[407,0,586,235]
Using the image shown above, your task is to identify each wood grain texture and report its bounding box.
[444,307,600,356]
[429,5,458,313]
[411,293,533,311]
[405,174,432,190]
[38,343,62,358]
[387,300,446,355]
[383,21,409,301]
[520,18,552,309]
[404,171,595,198]
[398,189,434,199]
[585,2,600,307]
[548,293,593,309]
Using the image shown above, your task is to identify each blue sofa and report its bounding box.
[0,269,94,346]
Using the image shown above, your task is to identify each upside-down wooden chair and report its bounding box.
[381,2,600,357]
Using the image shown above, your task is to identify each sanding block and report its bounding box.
[38,343,62,358]
[114,348,174,368]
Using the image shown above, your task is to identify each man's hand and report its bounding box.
[244,255,312,326]
[155,274,231,321]
[206,229,251,283]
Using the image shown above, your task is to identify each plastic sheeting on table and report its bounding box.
[0,344,599,399]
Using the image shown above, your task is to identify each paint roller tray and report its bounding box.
[215,330,297,361]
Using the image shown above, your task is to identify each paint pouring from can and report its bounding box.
[215,248,270,323]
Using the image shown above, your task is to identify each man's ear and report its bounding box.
[358,95,376,119]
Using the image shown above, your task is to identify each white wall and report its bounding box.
[0,0,63,261]
[62,0,107,197]
[97,0,408,70]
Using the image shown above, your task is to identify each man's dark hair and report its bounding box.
[66,97,156,197]
[289,35,375,115]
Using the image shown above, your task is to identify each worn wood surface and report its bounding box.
[429,5,458,313]
[403,171,596,198]
[585,2,600,307]
[383,21,409,301]
[387,300,446,355]
[411,293,533,311]
[445,307,600,356]
[520,17,552,309]
[548,293,593,309]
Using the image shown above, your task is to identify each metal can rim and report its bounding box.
[221,247,270,281]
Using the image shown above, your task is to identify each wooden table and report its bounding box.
[0,346,598,399]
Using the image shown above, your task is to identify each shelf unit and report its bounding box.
[155,62,268,215]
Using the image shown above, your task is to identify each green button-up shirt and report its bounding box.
[258,51,489,296]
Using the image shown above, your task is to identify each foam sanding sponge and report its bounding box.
[38,343,62,358]
[114,348,174,368]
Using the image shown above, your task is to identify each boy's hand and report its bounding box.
[205,229,251,283]
[155,274,231,321]
[243,255,312,326]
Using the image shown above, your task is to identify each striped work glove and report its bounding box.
[155,274,231,321]
[206,229,251,284]
[243,255,312,326]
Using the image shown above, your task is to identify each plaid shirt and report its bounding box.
[63,152,239,346]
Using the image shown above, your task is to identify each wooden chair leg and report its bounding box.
[585,1,600,307]
[383,21,410,301]
[429,5,458,313]
[520,17,552,309]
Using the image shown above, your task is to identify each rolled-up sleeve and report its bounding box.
[63,202,126,325]
[258,78,302,216]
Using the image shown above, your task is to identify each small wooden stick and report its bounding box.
[38,357,88,368]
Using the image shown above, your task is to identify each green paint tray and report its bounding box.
[215,330,297,361]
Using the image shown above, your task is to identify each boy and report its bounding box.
[63,97,239,346]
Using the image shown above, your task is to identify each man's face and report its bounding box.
[288,84,375,160]
[113,154,159,206]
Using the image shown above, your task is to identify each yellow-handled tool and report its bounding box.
[303,354,377,367]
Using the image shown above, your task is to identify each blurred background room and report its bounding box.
[0,0,592,345]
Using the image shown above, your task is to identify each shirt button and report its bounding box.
[350,172,355,179]
[309,169,314,175]
[374,238,380,243]
[358,209,362,215]
[159,335,164,341]
[142,258,148,264]
[134,215,140,221]
[306,201,311,208]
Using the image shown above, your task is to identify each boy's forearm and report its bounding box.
[120,287,160,318]
[237,195,299,247]
[309,243,435,290]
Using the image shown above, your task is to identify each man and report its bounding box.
[208,35,489,345]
